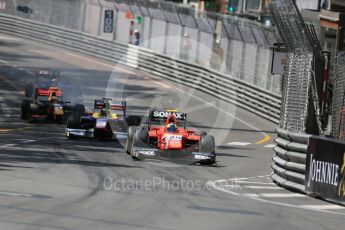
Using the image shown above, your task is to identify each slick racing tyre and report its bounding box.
[27,103,39,123]
[21,100,31,120]
[66,114,82,129]
[199,135,215,153]
[73,104,85,114]
[66,104,85,129]
[126,126,137,155]
[129,127,149,160]
[66,113,83,139]
[25,82,34,97]
[133,126,148,146]
[199,135,216,165]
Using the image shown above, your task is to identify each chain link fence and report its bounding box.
[269,0,323,134]
[331,51,345,140]
[269,0,313,52]
[279,51,314,132]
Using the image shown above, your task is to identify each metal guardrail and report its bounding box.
[0,0,283,95]
[0,14,282,123]
[271,127,311,193]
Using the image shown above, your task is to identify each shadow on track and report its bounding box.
[0,147,141,169]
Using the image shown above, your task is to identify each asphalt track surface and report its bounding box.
[0,34,344,230]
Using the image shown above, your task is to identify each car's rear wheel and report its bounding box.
[21,100,30,120]
[25,82,34,97]
[73,104,85,114]
[55,115,63,124]
[66,113,82,129]
[66,104,85,129]
[27,103,39,123]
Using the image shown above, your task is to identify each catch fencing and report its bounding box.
[332,51,345,140]
[269,0,324,192]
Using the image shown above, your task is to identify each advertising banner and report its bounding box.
[306,137,345,204]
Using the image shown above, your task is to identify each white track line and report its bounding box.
[264,144,276,148]
[0,144,16,148]
[259,193,306,198]
[298,205,345,210]
[244,193,260,197]
[217,175,271,182]
[21,140,36,143]
[243,186,283,190]
[207,179,345,216]
[223,185,242,189]
[0,36,20,41]
[0,191,33,198]
[227,142,251,146]
[236,181,275,185]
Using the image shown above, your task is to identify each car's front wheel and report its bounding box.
[126,126,137,155]
[199,135,216,165]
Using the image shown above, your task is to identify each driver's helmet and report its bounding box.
[50,78,58,87]
[166,115,177,133]
[100,110,108,117]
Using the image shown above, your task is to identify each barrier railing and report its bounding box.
[271,127,311,193]
[0,14,282,123]
[0,0,283,95]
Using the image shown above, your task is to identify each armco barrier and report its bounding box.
[271,127,312,193]
[0,14,281,123]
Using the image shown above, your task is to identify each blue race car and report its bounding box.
[65,98,140,139]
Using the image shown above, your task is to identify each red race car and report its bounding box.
[126,109,216,165]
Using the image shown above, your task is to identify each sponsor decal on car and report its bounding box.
[194,154,210,160]
[96,118,108,128]
[152,111,185,119]
[163,134,182,141]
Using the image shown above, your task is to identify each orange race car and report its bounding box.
[21,86,76,123]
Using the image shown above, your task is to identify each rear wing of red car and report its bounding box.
[148,110,187,129]
[149,110,187,121]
